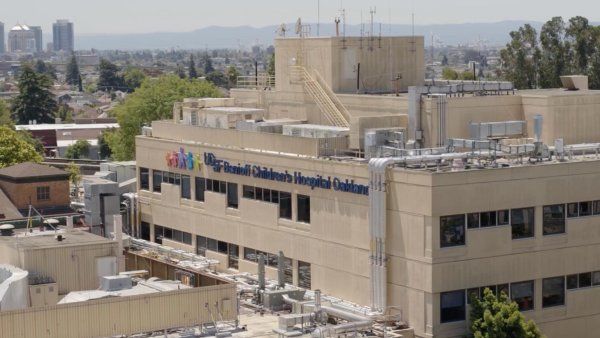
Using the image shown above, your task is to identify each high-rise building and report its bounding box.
[29,26,43,53]
[8,24,35,53]
[0,22,5,54]
[52,20,74,52]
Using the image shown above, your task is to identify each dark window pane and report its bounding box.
[219,181,227,194]
[480,211,497,227]
[498,284,509,297]
[440,290,466,323]
[543,204,565,235]
[593,272,600,286]
[279,192,292,219]
[244,248,257,262]
[542,276,565,308]
[207,238,218,251]
[243,185,255,199]
[267,253,278,267]
[228,244,239,269]
[182,232,192,245]
[217,241,228,254]
[181,175,191,199]
[298,260,311,289]
[140,222,150,240]
[594,201,600,215]
[196,236,207,255]
[140,168,149,190]
[263,189,271,202]
[510,281,534,311]
[174,173,181,186]
[497,210,509,225]
[227,183,238,208]
[163,227,173,240]
[195,177,205,201]
[440,215,466,248]
[283,257,293,284]
[206,179,213,192]
[467,213,479,229]
[511,208,534,239]
[255,187,263,201]
[297,195,311,223]
[579,272,592,288]
[271,190,279,204]
[579,201,593,217]
[152,170,162,192]
[566,274,578,290]
[172,229,182,242]
[567,203,579,218]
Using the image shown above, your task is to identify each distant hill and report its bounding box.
[73,21,546,50]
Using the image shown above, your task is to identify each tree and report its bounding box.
[206,71,228,88]
[66,54,81,87]
[189,55,198,79]
[65,140,91,159]
[267,53,275,77]
[11,64,58,124]
[566,16,596,74]
[500,24,541,89]
[226,66,240,88]
[98,59,122,91]
[57,104,74,123]
[66,162,81,197]
[441,54,449,66]
[0,100,13,126]
[176,64,186,79]
[442,67,459,80]
[35,60,57,80]
[107,75,221,160]
[0,126,43,168]
[470,288,542,338]
[538,17,570,88]
[202,53,214,74]
[461,70,476,81]
[122,67,146,92]
[98,130,113,160]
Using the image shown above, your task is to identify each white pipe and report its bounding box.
[113,214,125,272]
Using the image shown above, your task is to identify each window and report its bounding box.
[579,272,592,288]
[244,248,257,262]
[228,244,239,269]
[140,168,149,190]
[140,222,150,241]
[207,238,218,252]
[440,290,466,323]
[593,271,600,286]
[154,225,164,244]
[510,281,534,311]
[197,236,207,255]
[543,204,565,235]
[480,211,497,228]
[440,215,465,248]
[152,170,162,192]
[36,186,50,201]
[227,182,238,209]
[283,257,293,284]
[566,274,578,290]
[579,201,593,217]
[297,195,311,223]
[498,284,509,297]
[542,276,565,308]
[243,185,255,199]
[217,240,228,254]
[594,201,600,215]
[497,210,510,225]
[298,260,311,289]
[567,203,579,218]
[279,192,292,219]
[181,175,191,199]
[511,207,534,239]
[182,232,192,245]
[195,177,205,201]
[467,213,480,229]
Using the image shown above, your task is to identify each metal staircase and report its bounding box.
[291,65,350,128]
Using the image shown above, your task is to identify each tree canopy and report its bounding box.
[470,288,543,338]
[0,100,13,126]
[0,126,43,168]
[107,75,221,160]
[65,140,91,159]
[189,55,198,79]
[66,54,81,87]
[11,64,58,124]
[122,67,146,92]
[98,59,122,91]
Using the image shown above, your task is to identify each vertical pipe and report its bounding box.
[277,251,285,288]
[357,63,361,92]
[258,253,266,290]
[113,214,125,273]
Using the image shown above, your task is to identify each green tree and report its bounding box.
[65,140,91,159]
[98,59,122,91]
[206,71,228,88]
[470,288,542,338]
[267,53,275,77]
[189,55,198,79]
[442,67,459,80]
[566,16,597,74]
[202,53,214,74]
[176,64,186,79]
[461,70,476,81]
[0,100,13,126]
[108,75,221,160]
[35,60,57,80]
[500,24,541,89]
[66,162,81,196]
[57,104,74,123]
[226,66,240,88]
[11,64,58,124]
[539,17,570,88]
[98,130,113,160]
[66,54,81,87]
[123,67,146,92]
[0,126,43,168]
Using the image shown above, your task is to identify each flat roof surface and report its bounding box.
[518,89,600,97]
[0,229,114,250]
[0,162,68,179]
[16,123,119,131]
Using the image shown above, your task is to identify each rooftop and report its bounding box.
[0,229,114,250]
[15,123,119,131]
[0,162,68,181]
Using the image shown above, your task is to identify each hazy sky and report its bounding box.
[2,0,598,35]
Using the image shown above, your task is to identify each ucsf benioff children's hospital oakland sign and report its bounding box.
[166,148,369,196]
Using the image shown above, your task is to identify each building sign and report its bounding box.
[166,150,368,196]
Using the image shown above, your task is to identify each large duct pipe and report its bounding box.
[113,214,125,272]
[258,253,266,291]
[534,114,543,142]
[277,251,285,288]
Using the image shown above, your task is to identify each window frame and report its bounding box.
[543,204,565,236]
[510,207,535,240]
[139,167,149,190]
[36,186,50,201]
[440,290,466,323]
[542,276,565,308]
[440,214,466,248]
[510,280,535,312]
[297,194,311,224]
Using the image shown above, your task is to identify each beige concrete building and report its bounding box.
[133,36,600,338]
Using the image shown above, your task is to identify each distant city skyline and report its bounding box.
[2,0,600,35]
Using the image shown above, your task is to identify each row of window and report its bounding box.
[141,168,312,224]
[441,207,534,247]
[243,248,293,284]
[441,274,584,323]
[196,235,240,269]
[154,225,192,245]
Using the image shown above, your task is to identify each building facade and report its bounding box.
[7,24,36,53]
[0,22,5,54]
[29,26,43,53]
[52,20,74,52]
